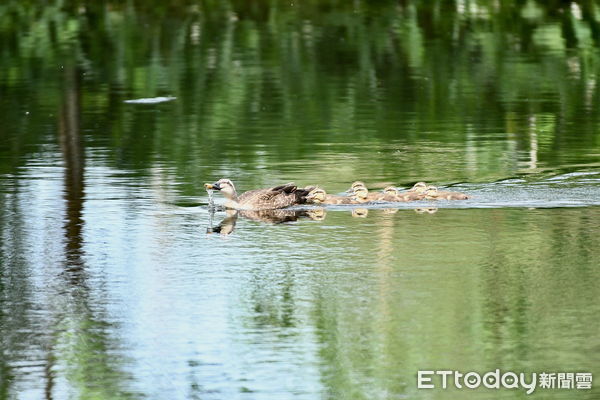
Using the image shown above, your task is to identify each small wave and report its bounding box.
[124,96,176,104]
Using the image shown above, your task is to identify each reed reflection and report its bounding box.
[59,65,85,279]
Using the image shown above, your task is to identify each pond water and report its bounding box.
[1,1,599,399]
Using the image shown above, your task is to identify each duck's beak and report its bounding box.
[204,182,221,190]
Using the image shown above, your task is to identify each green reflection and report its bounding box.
[2,0,600,187]
[1,1,600,399]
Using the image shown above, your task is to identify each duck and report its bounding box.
[347,181,367,192]
[376,186,406,202]
[346,181,384,202]
[204,179,312,210]
[409,182,428,192]
[393,182,429,201]
[424,186,470,200]
[306,187,362,205]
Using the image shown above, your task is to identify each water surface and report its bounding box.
[1,1,599,399]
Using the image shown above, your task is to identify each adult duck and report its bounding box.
[204,179,312,210]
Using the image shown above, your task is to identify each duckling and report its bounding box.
[376,186,405,202]
[395,182,428,201]
[351,186,374,203]
[434,188,470,200]
[204,179,312,210]
[306,188,360,205]
[425,186,470,200]
[347,181,367,193]
[409,182,428,192]
[347,183,386,202]
[424,186,440,200]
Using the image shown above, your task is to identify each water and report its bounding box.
[1,1,600,399]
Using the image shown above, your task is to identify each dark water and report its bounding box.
[1,1,599,399]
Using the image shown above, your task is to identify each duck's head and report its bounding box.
[347,181,366,193]
[306,188,327,204]
[410,182,428,193]
[383,186,399,196]
[205,178,237,198]
[353,186,369,200]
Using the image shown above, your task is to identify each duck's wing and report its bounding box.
[238,183,311,209]
[237,183,296,202]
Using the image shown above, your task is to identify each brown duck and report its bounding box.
[204,179,312,210]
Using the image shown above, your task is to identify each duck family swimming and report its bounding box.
[205,178,470,210]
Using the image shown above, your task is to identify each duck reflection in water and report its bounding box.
[415,207,438,214]
[207,208,327,235]
[207,204,441,235]
[351,208,369,218]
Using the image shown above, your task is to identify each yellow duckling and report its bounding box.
[351,185,373,203]
[377,186,405,202]
[348,181,367,192]
[306,188,360,205]
[409,182,428,192]
[396,182,429,201]
[425,186,470,200]
[346,182,384,202]
[424,186,440,200]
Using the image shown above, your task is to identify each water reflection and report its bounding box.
[59,65,85,279]
[1,0,600,399]
[207,208,328,235]
[207,206,444,235]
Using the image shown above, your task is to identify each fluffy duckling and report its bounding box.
[425,186,470,200]
[306,188,359,205]
[348,181,367,192]
[351,186,375,203]
[436,189,470,200]
[424,186,440,200]
[393,182,429,201]
[409,182,428,192]
[347,182,384,202]
[376,186,405,202]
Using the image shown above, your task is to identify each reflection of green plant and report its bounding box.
[0,1,597,183]
[2,1,600,188]
[56,311,140,400]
